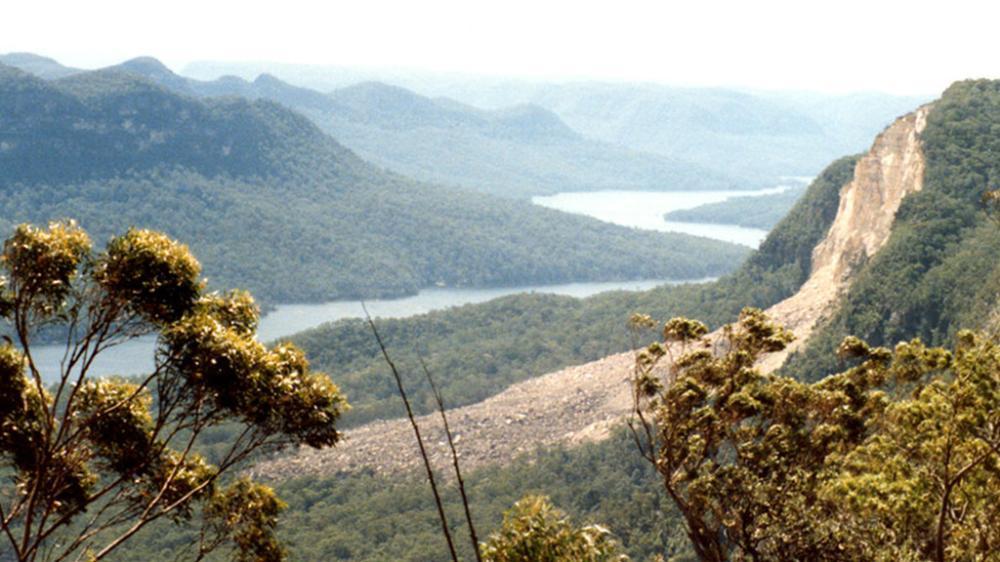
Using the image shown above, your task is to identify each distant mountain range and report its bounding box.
[0,61,747,302]
[183,59,931,183]
[2,54,739,197]
[0,52,81,79]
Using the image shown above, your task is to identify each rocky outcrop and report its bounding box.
[758,105,930,371]
[251,107,933,481]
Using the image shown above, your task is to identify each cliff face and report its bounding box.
[759,105,931,372]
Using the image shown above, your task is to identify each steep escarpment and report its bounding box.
[785,80,1000,379]
[758,105,930,371]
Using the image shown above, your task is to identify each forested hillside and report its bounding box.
[0,63,747,302]
[0,52,80,79]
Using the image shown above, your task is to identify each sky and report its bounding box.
[2,0,998,95]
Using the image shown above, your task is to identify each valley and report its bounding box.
[254,107,928,479]
[1,13,999,560]
[27,180,797,382]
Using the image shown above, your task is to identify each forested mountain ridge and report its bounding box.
[506,82,928,184]
[0,63,344,186]
[784,79,1000,377]
[2,54,742,197]
[0,63,748,302]
[314,82,740,196]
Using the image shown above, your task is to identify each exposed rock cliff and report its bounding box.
[758,105,930,371]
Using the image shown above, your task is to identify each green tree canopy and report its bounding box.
[0,221,348,562]
[633,308,1000,561]
[480,495,629,562]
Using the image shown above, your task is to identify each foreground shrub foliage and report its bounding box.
[0,221,347,562]
[633,308,1000,562]
[480,495,629,562]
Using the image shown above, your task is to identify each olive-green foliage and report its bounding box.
[0,64,747,303]
[0,222,346,562]
[289,157,855,427]
[480,495,628,562]
[2,221,90,317]
[785,80,1000,380]
[663,184,807,229]
[986,189,1000,224]
[826,332,1000,561]
[635,309,875,560]
[76,379,155,476]
[202,478,288,562]
[639,308,1000,562]
[96,228,203,324]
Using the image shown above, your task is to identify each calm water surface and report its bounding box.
[31,278,704,381]
[532,187,792,247]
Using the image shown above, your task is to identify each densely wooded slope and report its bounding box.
[0,63,747,302]
[784,79,1000,378]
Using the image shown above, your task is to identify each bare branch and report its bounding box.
[362,303,459,562]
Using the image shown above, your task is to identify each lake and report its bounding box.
[532,187,792,247]
[31,277,706,381]
[32,187,796,381]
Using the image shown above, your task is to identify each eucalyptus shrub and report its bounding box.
[0,221,347,562]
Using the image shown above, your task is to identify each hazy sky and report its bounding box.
[2,0,997,95]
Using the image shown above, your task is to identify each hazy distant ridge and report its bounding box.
[183,60,929,183]
[107,57,740,197]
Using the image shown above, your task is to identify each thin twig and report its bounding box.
[418,356,482,562]
[362,303,459,562]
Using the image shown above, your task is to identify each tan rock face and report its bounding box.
[758,105,930,372]
[251,106,933,481]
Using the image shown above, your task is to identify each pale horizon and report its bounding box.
[3,0,999,96]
